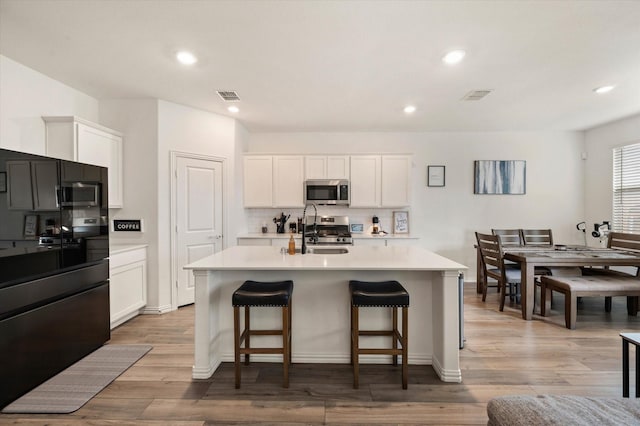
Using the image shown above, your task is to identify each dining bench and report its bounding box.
[540,274,640,329]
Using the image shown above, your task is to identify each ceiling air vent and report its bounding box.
[217,91,240,101]
[462,90,492,101]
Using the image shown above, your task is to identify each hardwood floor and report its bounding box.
[2,283,639,425]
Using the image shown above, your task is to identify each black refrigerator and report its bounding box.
[0,147,110,408]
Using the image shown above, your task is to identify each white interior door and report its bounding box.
[176,156,223,306]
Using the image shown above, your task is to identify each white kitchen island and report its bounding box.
[184,245,466,383]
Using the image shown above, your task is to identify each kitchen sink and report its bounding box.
[308,247,349,254]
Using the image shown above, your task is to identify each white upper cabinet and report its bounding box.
[304,155,350,180]
[273,156,304,207]
[244,155,304,208]
[6,160,61,211]
[381,155,411,207]
[244,154,409,209]
[350,155,381,207]
[76,123,123,208]
[42,116,124,208]
[30,160,59,211]
[243,156,273,207]
[6,160,34,210]
[350,155,411,207]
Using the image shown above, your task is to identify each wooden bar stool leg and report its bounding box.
[289,300,293,362]
[350,303,354,365]
[282,305,290,388]
[244,306,250,365]
[352,305,359,389]
[392,306,398,366]
[234,306,241,389]
[402,306,408,389]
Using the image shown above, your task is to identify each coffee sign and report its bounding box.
[113,219,142,232]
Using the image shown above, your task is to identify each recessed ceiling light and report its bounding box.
[227,106,240,113]
[403,105,416,114]
[593,85,615,94]
[442,50,466,65]
[176,51,197,65]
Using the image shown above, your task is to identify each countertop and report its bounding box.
[184,245,466,272]
[238,232,418,239]
[0,245,60,259]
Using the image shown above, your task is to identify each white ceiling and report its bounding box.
[1,0,639,133]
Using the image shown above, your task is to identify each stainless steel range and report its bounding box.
[304,215,352,245]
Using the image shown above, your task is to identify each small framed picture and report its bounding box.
[350,223,364,234]
[24,214,38,239]
[393,211,409,234]
[0,172,6,192]
[427,165,445,187]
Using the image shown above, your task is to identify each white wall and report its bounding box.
[0,55,98,154]
[584,113,640,233]
[99,99,160,311]
[157,100,243,311]
[248,132,586,274]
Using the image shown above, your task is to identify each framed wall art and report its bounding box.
[393,211,409,234]
[474,160,526,194]
[24,214,38,239]
[427,165,445,187]
[350,223,364,234]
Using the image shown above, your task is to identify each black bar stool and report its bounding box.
[350,280,409,389]
[232,280,293,388]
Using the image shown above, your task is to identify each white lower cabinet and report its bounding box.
[109,245,147,329]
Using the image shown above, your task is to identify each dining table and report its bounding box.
[503,245,640,320]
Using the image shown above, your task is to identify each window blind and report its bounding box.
[613,142,640,233]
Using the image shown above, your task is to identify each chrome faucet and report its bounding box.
[301,203,317,254]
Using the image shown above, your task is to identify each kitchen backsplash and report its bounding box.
[244,208,404,235]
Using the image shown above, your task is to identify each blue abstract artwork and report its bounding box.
[474,160,526,194]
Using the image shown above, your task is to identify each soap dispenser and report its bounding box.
[288,234,296,255]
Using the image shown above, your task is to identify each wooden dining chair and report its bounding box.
[491,229,523,299]
[475,232,522,311]
[521,229,553,246]
[491,229,524,246]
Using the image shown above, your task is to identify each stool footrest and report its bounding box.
[358,348,404,355]
[359,330,396,336]
[239,348,284,355]
[246,330,283,336]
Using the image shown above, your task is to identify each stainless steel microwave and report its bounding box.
[304,179,350,206]
[56,182,101,207]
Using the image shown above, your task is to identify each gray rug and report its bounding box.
[2,344,152,414]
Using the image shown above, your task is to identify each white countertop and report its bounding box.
[238,232,418,239]
[184,245,466,272]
